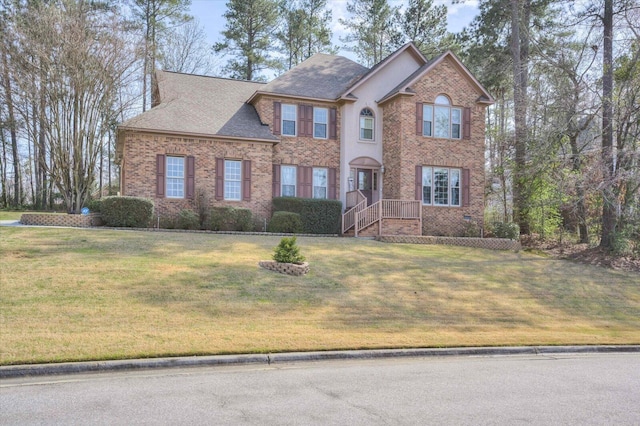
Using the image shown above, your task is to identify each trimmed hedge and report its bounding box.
[100,196,154,228]
[210,207,253,231]
[85,199,103,213]
[272,197,342,234]
[491,221,520,240]
[267,211,303,233]
[177,209,200,230]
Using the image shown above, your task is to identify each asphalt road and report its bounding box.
[1,353,639,425]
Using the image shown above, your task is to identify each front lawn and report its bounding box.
[0,227,638,365]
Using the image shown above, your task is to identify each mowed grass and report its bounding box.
[0,211,25,221]
[0,227,638,365]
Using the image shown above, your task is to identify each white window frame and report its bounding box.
[360,108,374,141]
[313,167,328,199]
[422,166,461,207]
[166,156,185,198]
[281,165,297,197]
[224,159,242,201]
[313,107,328,139]
[281,104,296,136]
[423,96,462,140]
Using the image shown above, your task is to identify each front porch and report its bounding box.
[342,190,422,237]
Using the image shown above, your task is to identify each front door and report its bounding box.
[357,169,373,205]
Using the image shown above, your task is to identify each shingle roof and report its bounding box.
[120,71,278,141]
[259,54,369,100]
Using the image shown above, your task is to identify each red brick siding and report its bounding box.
[382,56,487,236]
[121,132,274,222]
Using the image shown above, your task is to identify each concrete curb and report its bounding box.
[2,346,639,379]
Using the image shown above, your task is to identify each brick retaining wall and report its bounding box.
[376,235,521,251]
[20,213,103,228]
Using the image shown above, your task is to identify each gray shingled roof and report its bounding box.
[259,54,369,100]
[120,71,277,141]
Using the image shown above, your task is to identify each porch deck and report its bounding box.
[342,190,422,237]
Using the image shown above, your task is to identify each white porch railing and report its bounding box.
[351,199,422,237]
[342,190,367,234]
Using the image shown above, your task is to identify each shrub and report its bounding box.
[210,207,253,231]
[100,196,153,228]
[267,211,303,233]
[177,209,200,230]
[272,197,342,234]
[272,236,305,264]
[491,221,520,240]
[85,199,102,213]
[461,220,482,238]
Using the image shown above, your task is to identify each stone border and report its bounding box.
[20,213,103,228]
[259,260,310,276]
[376,235,521,251]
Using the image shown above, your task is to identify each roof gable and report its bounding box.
[339,43,429,100]
[378,50,495,105]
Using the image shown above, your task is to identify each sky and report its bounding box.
[189,0,481,62]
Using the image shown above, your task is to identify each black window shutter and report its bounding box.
[328,168,337,199]
[215,158,224,201]
[462,168,470,207]
[329,108,337,139]
[186,156,195,199]
[416,103,423,135]
[272,164,281,197]
[463,107,471,139]
[156,154,165,197]
[243,160,251,201]
[273,102,281,135]
[415,165,423,201]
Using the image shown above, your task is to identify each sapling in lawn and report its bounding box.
[273,236,306,264]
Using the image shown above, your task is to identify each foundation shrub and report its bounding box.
[267,211,303,233]
[100,196,153,228]
[210,207,253,231]
[272,197,342,234]
[177,209,200,230]
[491,221,520,240]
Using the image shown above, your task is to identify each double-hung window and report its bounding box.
[360,108,374,140]
[166,156,185,198]
[281,165,297,197]
[423,96,462,139]
[313,108,328,139]
[224,160,242,201]
[422,166,461,207]
[313,168,328,199]
[282,104,296,136]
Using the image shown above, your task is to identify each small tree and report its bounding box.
[272,236,305,264]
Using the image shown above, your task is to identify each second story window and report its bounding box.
[314,107,328,139]
[360,108,374,140]
[282,104,296,136]
[424,95,461,139]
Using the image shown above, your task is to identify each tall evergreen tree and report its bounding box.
[130,0,192,111]
[277,0,334,70]
[339,0,402,66]
[214,0,282,81]
[400,0,450,58]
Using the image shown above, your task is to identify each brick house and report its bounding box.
[116,43,494,236]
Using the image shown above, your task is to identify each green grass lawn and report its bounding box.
[0,227,638,365]
[0,211,25,221]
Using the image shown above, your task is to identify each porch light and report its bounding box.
[380,165,385,174]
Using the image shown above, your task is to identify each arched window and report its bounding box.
[360,108,374,140]
[423,95,462,139]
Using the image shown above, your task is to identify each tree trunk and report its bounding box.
[511,0,530,234]
[1,46,21,208]
[599,0,616,249]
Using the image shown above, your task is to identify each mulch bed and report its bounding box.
[521,235,640,274]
